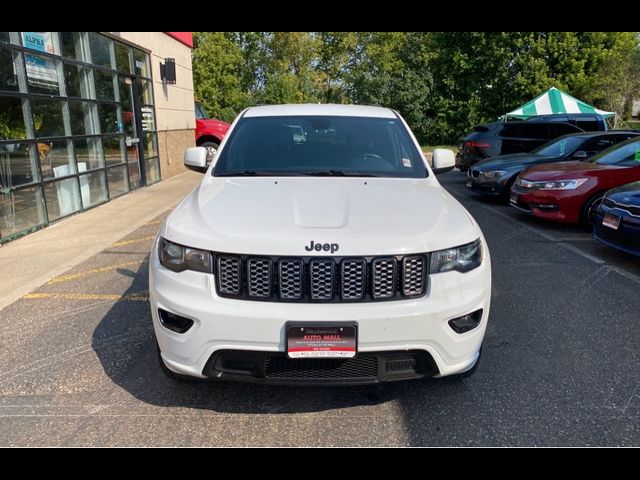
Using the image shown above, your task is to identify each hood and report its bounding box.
[520,161,616,181]
[163,177,478,256]
[196,118,231,131]
[474,153,558,171]
[606,181,640,204]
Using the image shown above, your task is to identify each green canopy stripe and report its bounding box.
[548,88,565,114]
[577,102,594,113]
[522,101,538,116]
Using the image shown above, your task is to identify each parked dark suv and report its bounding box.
[456,121,584,171]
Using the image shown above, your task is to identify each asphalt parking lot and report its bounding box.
[0,170,638,447]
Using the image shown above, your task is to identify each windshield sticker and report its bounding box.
[635,149,640,161]
[402,158,412,168]
[559,140,566,154]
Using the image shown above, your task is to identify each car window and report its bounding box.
[213,116,426,178]
[195,102,207,119]
[533,136,584,156]
[499,124,547,139]
[549,123,582,137]
[581,136,621,153]
[591,139,640,166]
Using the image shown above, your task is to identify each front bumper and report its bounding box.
[509,188,582,223]
[593,207,640,257]
[149,238,492,383]
[465,171,512,198]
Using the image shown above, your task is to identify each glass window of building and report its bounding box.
[0,186,46,240]
[1,45,26,93]
[1,32,159,243]
[59,32,87,61]
[74,137,103,171]
[88,33,114,69]
[79,170,107,207]
[31,97,68,137]
[39,139,75,180]
[115,43,132,74]
[133,49,150,78]
[64,64,94,98]
[107,165,129,198]
[0,142,39,188]
[44,176,81,221]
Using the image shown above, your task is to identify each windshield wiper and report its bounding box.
[215,170,281,177]
[300,170,378,177]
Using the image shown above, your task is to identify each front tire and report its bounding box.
[581,192,605,229]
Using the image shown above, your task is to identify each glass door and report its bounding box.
[118,75,143,189]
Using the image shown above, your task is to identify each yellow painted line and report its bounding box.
[47,260,148,285]
[23,292,149,302]
[110,235,155,248]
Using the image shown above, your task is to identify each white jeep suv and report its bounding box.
[149,104,491,385]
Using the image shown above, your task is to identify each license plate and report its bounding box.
[510,192,518,205]
[286,323,357,359]
[602,213,621,230]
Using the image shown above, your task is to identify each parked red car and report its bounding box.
[509,137,640,226]
[195,101,230,164]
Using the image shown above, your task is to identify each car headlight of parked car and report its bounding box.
[430,239,482,273]
[159,238,212,273]
[522,178,588,191]
[481,170,507,178]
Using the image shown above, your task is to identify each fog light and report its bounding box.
[448,309,483,334]
[158,309,194,334]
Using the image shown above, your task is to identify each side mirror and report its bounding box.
[572,150,588,160]
[432,148,456,174]
[184,147,208,173]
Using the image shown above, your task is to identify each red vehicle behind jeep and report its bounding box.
[195,101,230,163]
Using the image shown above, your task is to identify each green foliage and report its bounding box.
[192,32,640,143]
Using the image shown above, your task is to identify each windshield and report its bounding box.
[589,139,640,166]
[533,136,584,156]
[213,115,426,178]
[195,102,208,119]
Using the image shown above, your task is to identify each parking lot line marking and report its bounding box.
[22,292,149,302]
[46,260,148,285]
[110,235,155,248]
[473,201,640,284]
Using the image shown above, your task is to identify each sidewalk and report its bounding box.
[0,170,202,310]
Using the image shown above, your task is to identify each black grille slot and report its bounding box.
[214,253,429,302]
[341,259,366,300]
[278,259,303,300]
[310,259,335,300]
[402,255,426,297]
[372,258,396,299]
[217,256,241,295]
[247,258,272,298]
[265,355,378,379]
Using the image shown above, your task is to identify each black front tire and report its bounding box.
[580,192,605,229]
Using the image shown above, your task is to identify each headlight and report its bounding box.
[430,239,482,274]
[481,170,507,178]
[159,238,212,273]
[517,178,587,190]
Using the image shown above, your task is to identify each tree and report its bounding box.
[192,32,250,122]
